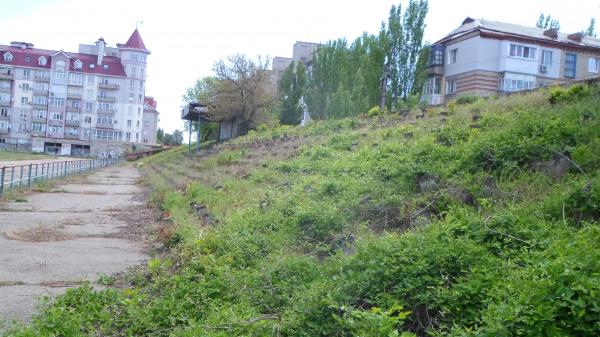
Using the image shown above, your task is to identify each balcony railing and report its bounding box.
[0,73,14,80]
[98,82,119,90]
[64,133,79,139]
[31,103,48,109]
[67,92,82,99]
[97,108,116,114]
[97,96,116,102]
[0,114,9,120]
[33,89,49,95]
[34,75,51,82]
[95,122,113,129]
[68,81,84,87]
[0,86,12,93]
[32,116,47,123]
[0,100,11,107]
[0,127,9,134]
[65,119,80,126]
[66,106,82,113]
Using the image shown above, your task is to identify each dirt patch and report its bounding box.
[0,281,25,287]
[3,225,74,242]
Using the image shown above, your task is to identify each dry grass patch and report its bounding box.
[0,280,25,287]
[4,225,74,242]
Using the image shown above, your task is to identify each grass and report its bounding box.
[4,86,600,337]
[0,152,53,162]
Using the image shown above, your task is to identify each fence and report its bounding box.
[0,157,120,196]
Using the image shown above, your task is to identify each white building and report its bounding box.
[0,29,158,156]
[423,17,600,105]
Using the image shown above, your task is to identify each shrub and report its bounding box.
[455,95,479,105]
[549,84,590,105]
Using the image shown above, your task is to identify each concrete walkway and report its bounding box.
[0,164,150,323]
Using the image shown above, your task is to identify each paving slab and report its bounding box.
[0,163,150,323]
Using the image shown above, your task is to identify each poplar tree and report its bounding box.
[278,61,306,125]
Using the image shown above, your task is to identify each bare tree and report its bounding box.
[212,54,274,129]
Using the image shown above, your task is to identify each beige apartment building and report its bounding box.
[423,17,600,105]
[0,29,159,156]
[271,41,321,88]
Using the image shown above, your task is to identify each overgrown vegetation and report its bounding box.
[5,86,600,336]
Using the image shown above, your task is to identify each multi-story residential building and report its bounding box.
[423,17,600,105]
[0,28,157,156]
[271,41,321,88]
[142,96,159,144]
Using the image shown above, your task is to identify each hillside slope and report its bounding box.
[5,87,600,337]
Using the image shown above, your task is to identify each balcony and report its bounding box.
[31,102,48,109]
[65,119,80,126]
[32,116,47,123]
[68,81,83,87]
[0,127,9,134]
[0,72,13,80]
[66,106,81,113]
[98,82,119,90]
[0,100,11,107]
[67,92,82,100]
[426,65,444,76]
[33,89,49,95]
[0,114,9,120]
[34,75,51,82]
[64,133,79,140]
[97,108,116,114]
[31,130,46,136]
[0,86,11,93]
[97,95,116,102]
[95,122,113,129]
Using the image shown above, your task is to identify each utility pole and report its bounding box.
[379,60,391,111]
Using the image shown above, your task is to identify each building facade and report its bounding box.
[0,29,157,156]
[142,96,159,144]
[271,41,321,88]
[423,17,600,105]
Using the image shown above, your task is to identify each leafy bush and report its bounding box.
[454,95,479,105]
[549,84,590,104]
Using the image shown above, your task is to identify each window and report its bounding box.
[21,83,30,91]
[86,89,93,99]
[429,48,443,66]
[54,60,66,80]
[135,133,139,142]
[17,123,26,132]
[67,127,78,136]
[565,53,577,78]
[34,109,46,119]
[21,97,28,104]
[0,108,8,117]
[19,110,28,120]
[97,114,113,124]
[423,77,441,95]
[129,92,134,100]
[67,113,80,121]
[98,102,114,111]
[136,120,140,127]
[131,67,137,75]
[446,79,457,95]
[541,50,552,66]
[99,90,108,98]
[138,94,142,103]
[126,132,131,141]
[588,57,599,73]
[103,64,109,71]
[38,56,47,65]
[23,69,30,78]
[84,116,92,123]
[139,81,144,89]
[52,112,63,120]
[85,102,93,112]
[144,120,150,127]
[72,100,81,109]
[509,44,537,60]
[0,121,7,129]
[32,122,46,133]
[448,49,457,64]
[130,54,138,61]
[137,107,141,114]
[34,82,48,92]
[101,77,109,84]
[32,95,47,105]
[49,125,59,133]
[3,52,13,62]
[127,119,132,127]
[94,129,116,140]
[24,56,31,63]
[87,75,95,84]
[74,59,83,70]
[0,92,11,103]
[140,68,144,77]
[69,73,83,85]
[51,98,65,107]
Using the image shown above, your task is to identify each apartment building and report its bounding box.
[142,96,159,144]
[271,41,321,88]
[423,17,600,105]
[0,28,158,156]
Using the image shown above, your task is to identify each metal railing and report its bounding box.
[0,157,120,196]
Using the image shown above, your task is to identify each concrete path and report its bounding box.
[0,164,150,323]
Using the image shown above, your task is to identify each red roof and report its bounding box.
[144,96,157,108]
[121,29,149,52]
[0,45,127,77]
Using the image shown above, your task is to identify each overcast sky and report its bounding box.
[0,0,598,133]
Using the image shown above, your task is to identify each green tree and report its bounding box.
[156,128,164,144]
[586,18,597,37]
[278,61,306,125]
[536,13,560,30]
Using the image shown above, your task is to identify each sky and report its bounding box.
[0,0,598,133]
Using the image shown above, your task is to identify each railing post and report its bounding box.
[19,165,24,188]
[10,167,14,190]
[27,164,32,187]
[0,167,5,196]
